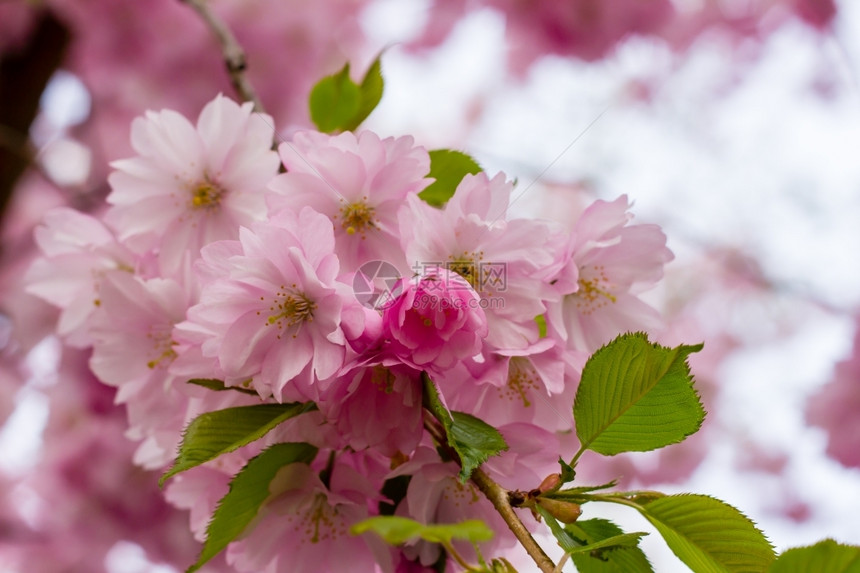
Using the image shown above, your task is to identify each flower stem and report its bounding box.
[179,0,266,113]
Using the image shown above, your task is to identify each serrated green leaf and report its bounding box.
[769,539,860,573]
[573,332,705,457]
[637,494,775,573]
[450,411,508,481]
[422,374,508,481]
[418,149,482,207]
[187,378,259,396]
[309,63,361,133]
[188,442,318,572]
[351,516,494,546]
[160,402,315,486]
[566,518,653,573]
[343,54,384,131]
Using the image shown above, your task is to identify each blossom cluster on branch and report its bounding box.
[24,89,673,570]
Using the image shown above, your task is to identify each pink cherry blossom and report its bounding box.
[440,340,582,433]
[546,195,673,354]
[181,207,356,401]
[26,207,141,347]
[227,452,392,573]
[268,130,431,273]
[320,360,424,456]
[87,272,191,468]
[105,94,279,275]
[400,173,559,351]
[382,267,488,373]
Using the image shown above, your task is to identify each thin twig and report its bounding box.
[422,415,556,573]
[180,0,265,113]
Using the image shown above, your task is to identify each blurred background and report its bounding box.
[1,0,858,571]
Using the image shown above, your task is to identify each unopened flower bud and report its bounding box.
[537,497,582,524]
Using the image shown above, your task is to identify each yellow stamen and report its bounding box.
[338,200,376,236]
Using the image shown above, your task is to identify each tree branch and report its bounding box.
[180,0,265,113]
[422,415,556,573]
[469,468,556,573]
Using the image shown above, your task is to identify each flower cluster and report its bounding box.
[26,94,672,571]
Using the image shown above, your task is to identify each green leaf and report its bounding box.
[450,412,508,481]
[343,54,384,131]
[187,378,259,396]
[419,149,483,207]
[351,516,493,546]
[566,518,653,573]
[769,539,860,573]
[422,374,508,481]
[160,402,315,486]
[188,442,318,572]
[309,63,361,133]
[636,494,775,573]
[573,332,705,457]
[423,372,454,429]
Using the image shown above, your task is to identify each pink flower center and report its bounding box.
[336,199,376,236]
[573,265,617,315]
[446,250,486,291]
[289,494,347,544]
[261,285,316,339]
[499,357,540,407]
[189,177,224,210]
[370,365,395,394]
[145,326,177,369]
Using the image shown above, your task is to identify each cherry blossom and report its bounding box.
[268,130,432,273]
[181,207,357,401]
[105,94,279,275]
[546,195,673,354]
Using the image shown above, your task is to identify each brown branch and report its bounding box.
[469,468,556,573]
[179,0,265,113]
[422,415,556,573]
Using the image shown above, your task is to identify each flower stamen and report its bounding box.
[189,177,224,210]
[262,285,316,339]
[336,199,376,236]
